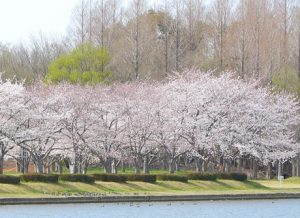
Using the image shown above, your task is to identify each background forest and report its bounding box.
[0,0,299,95]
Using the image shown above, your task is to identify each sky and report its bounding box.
[0,0,162,45]
[0,0,82,45]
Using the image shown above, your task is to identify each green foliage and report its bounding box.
[217,173,247,181]
[187,173,218,181]
[59,174,95,184]
[272,67,300,96]
[93,174,127,183]
[20,174,59,183]
[125,174,157,183]
[45,43,112,85]
[0,175,20,184]
[157,174,188,183]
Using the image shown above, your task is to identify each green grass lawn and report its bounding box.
[0,178,299,198]
[3,167,300,198]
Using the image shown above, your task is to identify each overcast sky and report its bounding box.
[0,0,163,45]
[0,0,82,44]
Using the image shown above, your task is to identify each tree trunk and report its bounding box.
[78,156,82,174]
[103,159,112,174]
[69,155,78,174]
[35,159,44,174]
[121,160,125,173]
[143,155,150,174]
[277,161,282,178]
[292,158,297,177]
[163,157,168,170]
[202,160,207,172]
[0,155,4,175]
[81,160,88,174]
[168,159,175,174]
[242,159,247,170]
[252,159,258,179]
[46,165,51,174]
[134,156,142,174]
[23,163,29,174]
[224,160,231,173]
[69,163,77,174]
[195,158,203,172]
[266,162,272,179]
[183,156,188,167]
[20,149,30,174]
[220,157,225,172]
[297,154,300,177]
[16,162,21,173]
[111,160,117,174]
[175,158,180,172]
[237,158,242,172]
[57,161,63,175]
[51,163,56,172]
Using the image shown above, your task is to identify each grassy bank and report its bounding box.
[0,178,299,198]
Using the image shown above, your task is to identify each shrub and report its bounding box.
[0,175,20,184]
[187,173,217,181]
[93,174,127,183]
[218,173,247,181]
[59,174,95,184]
[217,173,232,180]
[20,174,59,183]
[126,174,157,183]
[231,173,247,181]
[157,174,188,183]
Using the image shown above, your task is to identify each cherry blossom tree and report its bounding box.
[53,84,95,174]
[120,83,161,174]
[0,70,298,177]
[87,85,125,173]
[156,81,193,173]
[163,71,300,174]
[11,85,64,173]
[0,80,26,174]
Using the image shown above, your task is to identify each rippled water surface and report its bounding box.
[0,199,299,218]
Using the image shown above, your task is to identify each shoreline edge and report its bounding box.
[1,193,300,205]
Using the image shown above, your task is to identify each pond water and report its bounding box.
[0,199,299,218]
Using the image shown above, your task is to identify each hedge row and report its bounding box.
[157,174,188,183]
[0,175,20,184]
[217,173,248,181]
[187,173,218,181]
[93,174,127,183]
[187,173,247,181]
[20,174,59,183]
[126,174,157,183]
[0,173,247,184]
[20,174,95,184]
[59,174,95,184]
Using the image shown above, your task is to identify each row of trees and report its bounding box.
[0,0,300,92]
[0,71,299,177]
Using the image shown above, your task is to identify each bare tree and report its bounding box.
[158,0,172,74]
[182,0,206,69]
[237,0,247,78]
[69,0,90,45]
[209,0,233,70]
[174,0,181,71]
[298,30,300,78]
[124,0,146,80]
[276,0,294,86]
